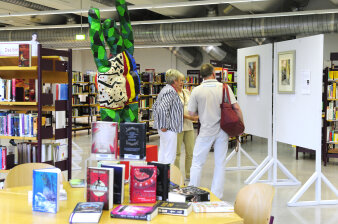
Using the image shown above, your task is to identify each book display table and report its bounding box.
[0,182,243,224]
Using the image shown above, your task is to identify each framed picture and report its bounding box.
[278,51,296,93]
[245,55,259,95]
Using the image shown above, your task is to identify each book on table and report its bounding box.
[86,167,114,210]
[119,122,146,159]
[168,186,210,203]
[130,165,157,203]
[69,179,86,188]
[69,202,104,224]
[91,121,118,156]
[32,168,62,213]
[192,201,234,213]
[156,201,192,216]
[100,163,125,204]
[110,205,158,221]
[147,161,170,201]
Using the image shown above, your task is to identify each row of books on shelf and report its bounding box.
[140,70,165,83]
[72,107,98,117]
[72,84,95,94]
[185,76,199,84]
[72,71,96,83]
[326,126,338,142]
[0,112,39,137]
[326,102,337,120]
[72,95,97,105]
[0,146,7,170]
[327,83,338,99]
[0,78,36,102]
[328,70,338,80]
[140,85,164,95]
[139,99,150,108]
[16,142,67,164]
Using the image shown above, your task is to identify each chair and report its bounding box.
[3,163,56,189]
[170,164,184,186]
[234,183,275,224]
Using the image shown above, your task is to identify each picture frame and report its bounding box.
[245,55,259,95]
[278,51,296,93]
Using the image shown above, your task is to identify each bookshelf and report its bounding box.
[0,44,73,179]
[72,71,98,135]
[321,52,338,166]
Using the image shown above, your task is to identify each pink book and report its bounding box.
[130,165,157,203]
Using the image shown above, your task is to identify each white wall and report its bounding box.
[274,35,323,151]
[72,47,213,75]
[237,44,273,139]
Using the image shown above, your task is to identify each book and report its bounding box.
[130,165,157,203]
[156,201,192,216]
[100,163,125,204]
[119,122,146,159]
[69,179,86,188]
[168,186,210,203]
[91,121,118,155]
[32,168,62,213]
[146,145,158,162]
[110,205,158,221]
[69,202,104,224]
[147,162,170,201]
[192,201,234,213]
[18,44,31,67]
[86,167,114,210]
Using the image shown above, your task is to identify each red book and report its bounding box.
[18,44,31,67]
[1,147,7,170]
[87,167,114,210]
[130,165,157,203]
[146,145,158,162]
[119,161,130,181]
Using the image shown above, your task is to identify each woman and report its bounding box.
[152,69,184,164]
[174,83,198,181]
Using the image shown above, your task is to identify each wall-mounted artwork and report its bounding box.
[245,55,259,95]
[278,51,296,93]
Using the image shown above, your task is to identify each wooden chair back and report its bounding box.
[234,183,275,224]
[3,163,56,189]
[170,164,184,186]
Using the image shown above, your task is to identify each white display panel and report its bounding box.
[237,44,273,139]
[274,35,323,151]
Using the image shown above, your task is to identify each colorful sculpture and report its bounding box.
[88,0,140,122]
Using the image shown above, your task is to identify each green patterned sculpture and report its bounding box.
[88,0,140,122]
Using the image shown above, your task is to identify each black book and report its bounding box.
[119,122,146,159]
[148,162,170,201]
[155,201,192,216]
[168,186,210,203]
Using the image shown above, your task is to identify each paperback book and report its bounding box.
[192,201,234,213]
[32,168,61,213]
[100,163,125,204]
[18,44,31,67]
[168,186,210,203]
[69,202,104,224]
[91,121,118,156]
[147,161,170,201]
[119,122,146,159]
[156,201,192,216]
[110,205,158,221]
[130,165,157,203]
[86,167,114,210]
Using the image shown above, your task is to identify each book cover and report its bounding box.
[32,168,61,213]
[69,202,104,224]
[192,201,234,213]
[110,205,158,221]
[147,162,170,201]
[86,167,114,210]
[18,44,31,67]
[119,122,146,159]
[100,163,125,204]
[91,121,118,154]
[130,165,157,203]
[156,201,192,216]
[168,186,210,203]
[59,84,68,100]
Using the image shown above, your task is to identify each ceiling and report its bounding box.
[0,0,337,51]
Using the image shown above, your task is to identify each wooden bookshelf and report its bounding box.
[0,102,37,106]
[0,136,37,140]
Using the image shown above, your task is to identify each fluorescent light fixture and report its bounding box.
[0,0,267,18]
[76,34,86,40]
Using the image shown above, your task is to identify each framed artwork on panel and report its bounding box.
[245,55,259,95]
[278,51,296,93]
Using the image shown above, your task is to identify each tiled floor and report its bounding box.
[71,131,338,224]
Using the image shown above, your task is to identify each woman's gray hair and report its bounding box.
[165,69,184,85]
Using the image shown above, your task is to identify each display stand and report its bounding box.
[225,138,258,171]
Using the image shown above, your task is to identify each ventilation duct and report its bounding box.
[168,47,203,68]
[201,46,236,63]
[0,14,337,48]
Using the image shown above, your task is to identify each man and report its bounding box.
[188,63,243,199]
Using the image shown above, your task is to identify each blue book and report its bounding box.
[32,168,61,213]
[100,163,125,204]
[59,84,68,100]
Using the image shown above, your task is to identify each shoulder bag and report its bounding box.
[220,83,245,137]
